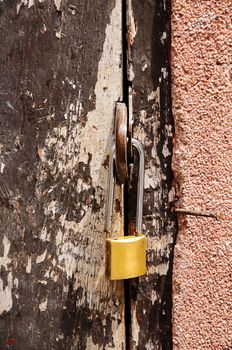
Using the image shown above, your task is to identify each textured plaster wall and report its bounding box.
[171,1,232,349]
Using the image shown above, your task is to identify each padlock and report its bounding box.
[105,138,146,280]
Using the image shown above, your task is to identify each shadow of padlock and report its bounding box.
[105,138,146,280]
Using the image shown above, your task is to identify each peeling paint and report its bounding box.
[0,162,5,173]
[160,31,167,44]
[36,249,47,264]
[39,299,48,312]
[38,280,47,285]
[32,3,124,346]
[28,0,34,8]
[161,67,168,79]
[14,278,19,289]
[150,262,169,276]
[162,141,171,157]
[127,0,137,81]
[37,0,123,287]
[53,0,61,11]
[0,235,11,270]
[151,290,158,305]
[147,88,160,102]
[26,256,32,273]
[17,0,34,14]
[131,309,140,348]
[1,0,126,347]
[155,232,173,258]
[0,272,13,314]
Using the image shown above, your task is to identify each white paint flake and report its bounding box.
[142,62,148,72]
[40,226,48,242]
[151,290,158,304]
[36,249,47,264]
[148,88,160,102]
[0,162,5,173]
[127,0,137,81]
[131,308,140,347]
[0,236,13,314]
[0,235,11,270]
[0,272,13,315]
[64,77,77,89]
[56,30,65,39]
[28,0,34,8]
[39,298,48,312]
[39,280,47,285]
[40,24,47,34]
[14,278,19,289]
[168,186,175,202]
[44,267,51,279]
[150,262,169,276]
[53,0,61,11]
[162,140,170,157]
[161,67,168,79]
[160,31,167,45]
[144,165,160,190]
[26,256,32,273]
[17,0,34,14]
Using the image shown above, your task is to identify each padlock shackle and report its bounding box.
[105,138,144,234]
[131,138,144,233]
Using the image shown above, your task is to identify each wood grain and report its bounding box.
[127,1,177,348]
[0,0,125,348]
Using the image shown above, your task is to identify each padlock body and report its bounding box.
[106,235,146,280]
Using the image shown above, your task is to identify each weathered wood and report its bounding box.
[0,0,125,348]
[127,1,177,348]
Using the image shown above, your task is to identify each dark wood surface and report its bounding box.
[0,1,125,349]
[127,1,177,348]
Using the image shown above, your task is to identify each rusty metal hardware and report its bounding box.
[173,207,218,220]
[115,102,128,183]
[127,86,133,160]
[105,138,146,280]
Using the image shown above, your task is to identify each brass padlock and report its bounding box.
[105,138,146,280]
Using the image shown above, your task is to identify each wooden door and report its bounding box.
[0,0,176,349]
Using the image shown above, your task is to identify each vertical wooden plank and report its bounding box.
[0,0,125,348]
[127,1,177,348]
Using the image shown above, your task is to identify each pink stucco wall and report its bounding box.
[171,1,232,349]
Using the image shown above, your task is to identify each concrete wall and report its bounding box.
[172,1,232,349]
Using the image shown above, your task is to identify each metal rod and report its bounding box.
[131,138,144,233]
[174,208,218,220]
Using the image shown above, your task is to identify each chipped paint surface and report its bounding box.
[34,0,125,347]
[37,1,123,292]
[17,0,60,13]
[16,0,34,14]
[0,235,13,315]
[39,299,48,312]
[0,235,11,269]
[127,0,137,81]
[36,249,47,264]
[53,0,62,11]
[0,0,125,348]
[0,272,13,315]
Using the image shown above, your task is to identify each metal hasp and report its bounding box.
[105,138,146,280]
[115,102,128,183]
